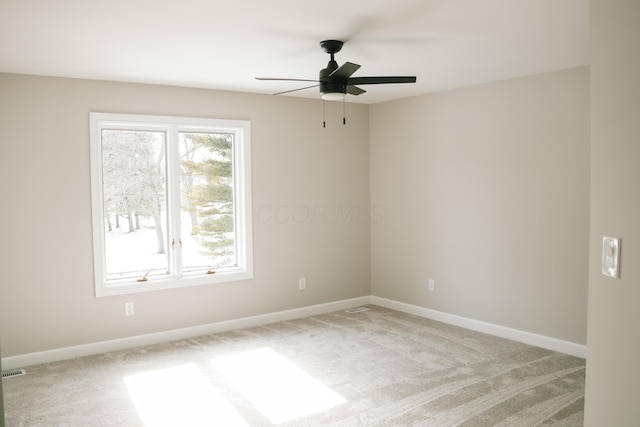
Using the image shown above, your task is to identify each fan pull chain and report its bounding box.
[323,100,326,128]
[343,97,346,125]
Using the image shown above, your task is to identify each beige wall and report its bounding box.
[370,67,590,345]
[0,67,593,362]
[585,1,640,424]
[0,73,371,357]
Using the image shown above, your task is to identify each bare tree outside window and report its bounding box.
[101,130,168,279]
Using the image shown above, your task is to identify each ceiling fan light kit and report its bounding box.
[256,39,416,126]
[321,92,345,101]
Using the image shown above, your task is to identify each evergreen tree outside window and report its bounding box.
[90,113,252,296]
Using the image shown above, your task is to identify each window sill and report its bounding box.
[95,268,253,297]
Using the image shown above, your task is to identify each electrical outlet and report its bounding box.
[428,279,435,291]
[125,302,135,316]
[299,277,306,291]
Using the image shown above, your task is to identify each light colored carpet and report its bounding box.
[3,305,585,426]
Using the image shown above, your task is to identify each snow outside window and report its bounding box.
[90,113,253,297]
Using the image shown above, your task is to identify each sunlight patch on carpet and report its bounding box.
[124,363,249,426]
[212,347,346,424]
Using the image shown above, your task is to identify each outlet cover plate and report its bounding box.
[125,302,135,316]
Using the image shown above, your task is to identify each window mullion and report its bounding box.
[167,126,183,277]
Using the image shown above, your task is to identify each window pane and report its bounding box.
[101,130,168,280]
[179,132,236,272]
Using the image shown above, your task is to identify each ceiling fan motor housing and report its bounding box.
[319,61,345,96]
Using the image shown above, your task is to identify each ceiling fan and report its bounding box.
[256,40,417,101]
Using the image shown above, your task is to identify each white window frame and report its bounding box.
[90,112,253,297]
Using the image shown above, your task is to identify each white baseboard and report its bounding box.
[2,295,585,370]
[370,296,586,358]
[1,296,371,370]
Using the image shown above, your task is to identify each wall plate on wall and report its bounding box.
[602,236,621,279]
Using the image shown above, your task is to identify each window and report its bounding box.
[90,113,252,296]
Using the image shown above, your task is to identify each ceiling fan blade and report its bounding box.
[347,76,417,85]
[329,62,361,80]
[256,77,319,82]
[272,84,320,96]
[346,85,366,96]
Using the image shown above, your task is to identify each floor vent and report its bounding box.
[345,306,369,314]
[2,369,26,379]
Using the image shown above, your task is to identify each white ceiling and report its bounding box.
[0,0,589,104]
